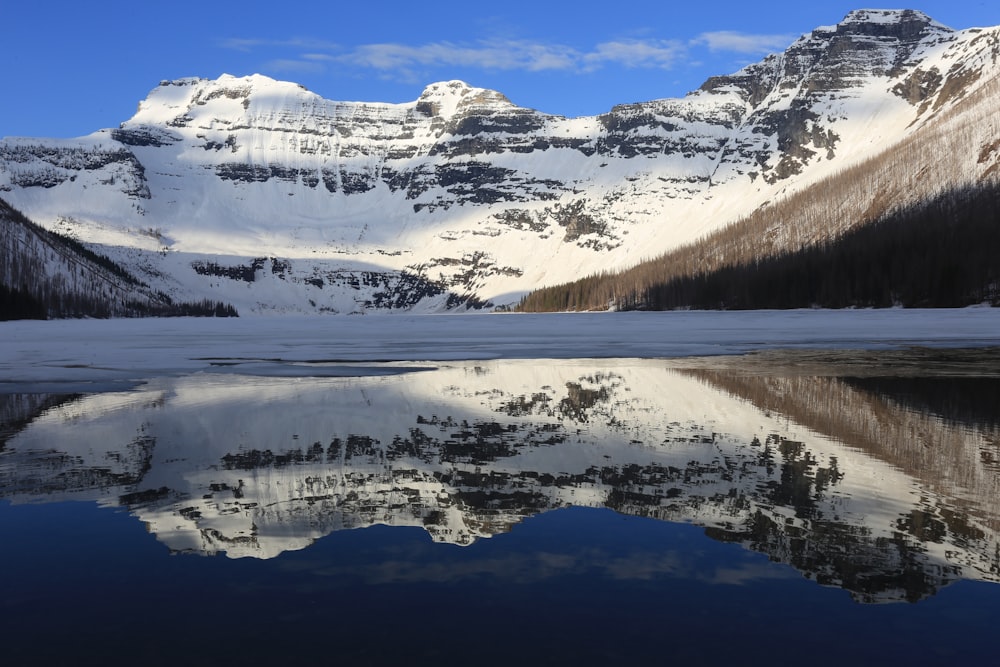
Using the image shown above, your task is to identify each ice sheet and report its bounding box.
[3,309,1000,387]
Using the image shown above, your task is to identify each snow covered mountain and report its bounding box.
[2,9,998,313]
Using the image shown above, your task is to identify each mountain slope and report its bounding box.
[519,63,1000,311]
[0,197,174,318]
[2,9,998,313]
[0,198,238,319]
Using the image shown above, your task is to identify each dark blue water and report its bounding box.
[1,500,996,667]
[3,357,1000,666]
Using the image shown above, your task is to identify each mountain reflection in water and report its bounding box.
[2,353,1000,608]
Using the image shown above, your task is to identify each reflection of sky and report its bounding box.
[3,500,1000,666]
[274,508,800,588]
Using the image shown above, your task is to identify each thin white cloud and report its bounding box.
[585,39,685,70]
[225,36,692,78]
[262,58,326,74]
[694,31,797,55]
[339,40,583,72]
[222,37,341,52]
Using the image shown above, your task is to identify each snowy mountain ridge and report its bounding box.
[2,9,999,314]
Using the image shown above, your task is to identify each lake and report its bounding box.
[3,312,1000,665]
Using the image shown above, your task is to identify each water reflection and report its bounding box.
[2,355,1000,604]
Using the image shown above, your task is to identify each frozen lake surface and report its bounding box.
[4,309,1000,388]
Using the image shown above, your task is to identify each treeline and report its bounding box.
[0,283,46,320]
[521,184,1000,311]
[0,197,239,320]
[169,300,240,317]
[644,184,1000,309]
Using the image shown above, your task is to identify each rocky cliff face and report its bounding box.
[1,10,997,313]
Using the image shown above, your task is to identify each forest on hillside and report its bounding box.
[0,198,238,320]
[518,183,1000,311]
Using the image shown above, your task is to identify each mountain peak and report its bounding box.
[842,8,932,24]
[416,80,514,117]
[698,8,953,109]
[126,73,316,128]
[154,73,308,95]
[834,8,952,36]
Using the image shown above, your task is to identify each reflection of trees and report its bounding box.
[0,393,155,496]
[684,370,1000,530]
[843,376,1000,430]
[0,394,80,452]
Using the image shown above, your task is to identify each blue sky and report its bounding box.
[4,1,997,138]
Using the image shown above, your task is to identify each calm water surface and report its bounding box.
[2,350,1000,666]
